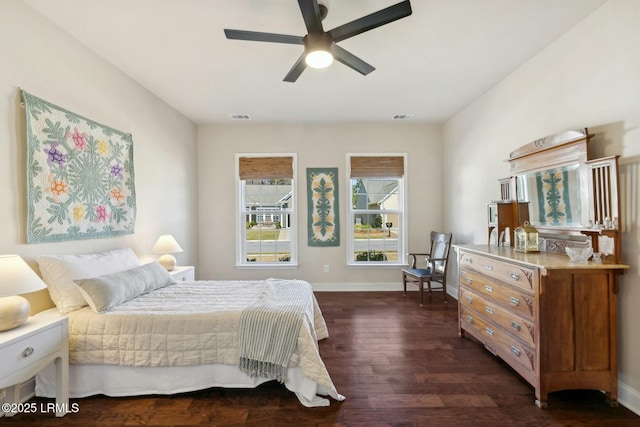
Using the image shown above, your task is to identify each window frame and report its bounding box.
[236,153,298,268]
[346,153,407,267]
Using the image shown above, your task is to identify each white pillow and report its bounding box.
[37,248,141,313]
[75,262,175,313]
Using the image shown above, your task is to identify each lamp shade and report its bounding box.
[0,255,47,297]
[151,235,183,254]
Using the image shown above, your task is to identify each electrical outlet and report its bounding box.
[323,264,330,273]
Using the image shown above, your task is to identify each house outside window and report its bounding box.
[347,154,406,266]
[237,155,297,266]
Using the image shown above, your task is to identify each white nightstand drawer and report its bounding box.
[169,266,195,281]
[0,322,63,380]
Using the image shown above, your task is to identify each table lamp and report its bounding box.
[152,235,183,271]
[0,255,47,332]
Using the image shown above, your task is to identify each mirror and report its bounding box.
[516,163,586,228]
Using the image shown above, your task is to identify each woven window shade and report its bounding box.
[350,156,404,178]
[239,156,293,180]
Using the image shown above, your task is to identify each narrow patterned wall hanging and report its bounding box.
[22,90,136,243]
[307,167,340,246]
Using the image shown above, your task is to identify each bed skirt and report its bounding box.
[36,362,344,408]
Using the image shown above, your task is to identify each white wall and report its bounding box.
[443,0,640,412]
[0,1,198,311]
[197,123,442,289]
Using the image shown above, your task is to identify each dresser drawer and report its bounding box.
[460,287,535,347]
[460,269,535,321]
[460,305,536,377]
[459,251,535,293]
[0,322,63,380]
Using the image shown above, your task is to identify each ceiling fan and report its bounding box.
[224,0,412,82]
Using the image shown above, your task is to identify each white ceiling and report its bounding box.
[23,0,606,124]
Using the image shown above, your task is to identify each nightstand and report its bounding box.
[0,310,68,417]
[169,266,195,281]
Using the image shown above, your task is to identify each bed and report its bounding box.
[33,248,344,407]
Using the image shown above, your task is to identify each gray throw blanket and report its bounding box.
[238,279,313,383]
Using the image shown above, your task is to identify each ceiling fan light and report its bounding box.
[305,50,334,69]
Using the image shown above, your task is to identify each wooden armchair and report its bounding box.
[402,231,452,306]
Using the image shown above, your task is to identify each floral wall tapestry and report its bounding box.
[22,91,136,243]
[307,167,339,246]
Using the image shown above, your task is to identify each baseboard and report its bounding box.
[311,282,402,291]
[619,381,640,416]
[311,282,458,299]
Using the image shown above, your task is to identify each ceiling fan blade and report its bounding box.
[224,29,304,45]
[328,0,412,43]
[297,0,324,34]
[283,53,308,82]
[331,44,375,76]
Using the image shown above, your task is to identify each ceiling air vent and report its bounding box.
[229,114,251,120]
[392,114,413,120]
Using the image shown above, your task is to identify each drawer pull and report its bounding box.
[510,272,520,281]
[511,346,521,357]
[511,321,521,331]
[465,277,472,284]
[464,257,473,264]
[484,265,493,271]
[465,296,473,304]
[485,327,494,336]
[466,315,473,323]
[509,296,520,306]
[485,306,494,315]
[22,347,34,358]
[484,285,493,293]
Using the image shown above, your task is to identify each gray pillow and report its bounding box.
[75,262,176,313]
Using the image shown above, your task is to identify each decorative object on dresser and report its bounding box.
[401,231,452,305]
[457,127,629,407]
[513,221,539,253]
[152,234,183,271]
[0,310,69,417]
[0,255,47,332]
[22,90,136,244]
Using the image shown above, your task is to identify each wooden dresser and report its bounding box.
[454,244,628,407]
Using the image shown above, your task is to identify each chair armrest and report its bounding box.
[407,252,431,269]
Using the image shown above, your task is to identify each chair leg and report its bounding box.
[419,279,424,306]
[402,273,407,296]
[443,281,447,303]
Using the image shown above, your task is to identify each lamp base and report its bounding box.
[0,295,30,332]
[158,254,177,271]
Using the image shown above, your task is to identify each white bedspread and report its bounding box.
[65,279,340,402]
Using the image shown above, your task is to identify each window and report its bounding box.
[347,154,406,265]
[237,155,297,266]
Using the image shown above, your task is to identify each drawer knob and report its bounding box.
[466,315,473,323]
[511,346,521,357]
[464,257,472,264]
[511,321,521,331]
[484,265,493,271]
[509,297,520,306]
[22,347,34,358]
[484,285,493,293]
[485,327,494,336]
[465,296,473,304]
[510,272,520,281]
[465,278,472,285]
[485,306,494,315]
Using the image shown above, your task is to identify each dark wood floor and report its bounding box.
[5,291,640,426]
